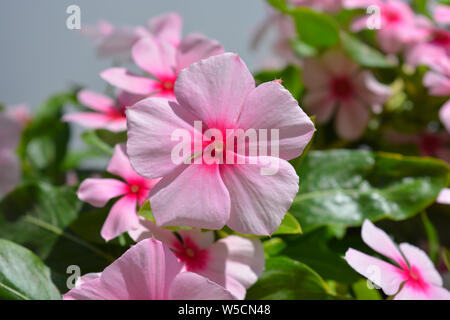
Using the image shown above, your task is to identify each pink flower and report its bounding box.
[101,33,224,100]
[434,4,450,25]
[423,55,450,96]
[77,144,160,241]
[129,218,264,299]
[345,220,450,300]
[289,0,344,13]
[0,113,22,198]
[347,0,427,53]
[126,53,315,235]
[63,90,144,132]
[63,238,236,300]
[81,13,182,60]
[302,50,390,140]
[4,104,32,128]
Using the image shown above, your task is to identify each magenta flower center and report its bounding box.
[156,76,177,95]
[330,76,354,100]
[383,8,402,24]
[429,30,450,47]
[402,265,429,292]
[129,184,140,194]
[420,134,441,156]
[172,236,209,271]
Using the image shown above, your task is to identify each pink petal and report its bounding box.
[344,248,403,296]
[77,90,115,113]
[439,100,450,133]
[101,194,139,241]
[354,71,391,107]
[237,81,315,160]
[302,57,330,90]
[434,5,450,25]
[393,282,450,300]
[177,229,215,250]
[63,278,115,300]
[126,98,201,179]
[176,33,224,72]
[437,188,450,205]
[116,90,145,108]
[220,154,299,235]
[149,164,231,229]
[96,26,141,58]
[302,90,336,124]
[75,273,101,287]
[424,285,450,300]
[128,217,179,246]
[62,112,125,132]
[169,271,236,300]
[0,150,20,198]
[335,99,370,140]
[147,12,182,47]
[361,220,404,265]
[132,36,177,79]
[100,68,156,95]
[107,144,142,183]
[322,50,359,76]
[77,178,128,207]
[399,243,443,287]
[423,72,450,96]
[0,114,21,150]
[174,53,255,128]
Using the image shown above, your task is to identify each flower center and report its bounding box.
[163,81,174,90]
[172,237,209,271]
[420,134,441,156]
[330,76,353,100]
[430,30,450,47]
[130,184,140,194]
[383,8,401,24]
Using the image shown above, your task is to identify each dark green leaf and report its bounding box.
[254,65,303,98]
[421,211,440,263]
[273,212,302,235]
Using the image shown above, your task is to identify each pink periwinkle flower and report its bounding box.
[101,32,224,100]
[302,50,390,140]
[129,218,264,299]
[423,55,450,97]
[63,89,144,132]
[434,4,450,25]
[345,220,450,300]
[289,0,344,13]
[346,0,428,54]
[0,114,22,198]
[77,144,160,241]
[4,104,32,128]
[126,53,315,235]
[64,238,235,300]
[81,12,182,60]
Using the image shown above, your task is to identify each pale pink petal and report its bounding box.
[116,90,145,108]
[75,273,101,287]
[169,272,236,300]
[322,50,359,76]
[149,164,231,230]
[177,229,215,250]
[101,194,139,241]
[77,178,128,207]
[335,99,371,140]
[128,217,179,246]
[302,90,336,124]
[351,16,370,32]
[393,283,429,300]
[77,90,115,113]
[220,154,299,235]
[107,144,142,183]
[424,285,450,300]
[439,100,450,133]
[148,12,182,47]
[437,188,450,205]
[399,243,443,287]
[104,118,127,132]
[176,33,224,72]
[96,27,140,58]
[236,81,315,160]
[63,278,115,300]
[361,220,404,265]
[434,5,450,25]
[126,98,201,178]
[423,72,450,96]
[132,36,176,79]
[0,150,20,198]
[0,115,21,150]
[302,57,331,90]
[100,68,156,95]
[62,112,121,130]
[174,53,255,128]
[344,248,403,296]
[354,71,391,107]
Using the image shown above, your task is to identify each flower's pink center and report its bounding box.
[330,76,354,100]
[172,236,209,271]
[430,30,450,47]
[156,76,177,95]
[130,184,140,194]
[383,8,402,24]
[400,265,429,292]
[420,134,441,156]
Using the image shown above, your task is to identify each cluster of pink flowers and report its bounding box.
[64,12,315,300]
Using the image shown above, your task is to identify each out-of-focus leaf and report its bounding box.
[291,39,317,57]
[413,0,430,16]
[341,32,396,68]
[254,65,303,98]
[273,212,302,235]
[266,0,289,13]
[61,149,105,170]
[263,238,286,257]
[246,256,335,300]
[443,248,450,270]
[0,239,60,300]
[290,150,450,233]
[352,280,382,300]
[81,130,114,156]
[291,8,340,48]
[421,211,440,263]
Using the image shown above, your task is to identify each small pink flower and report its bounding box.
[4,104,32,128]
[347,0,427,53]
[129,219,265,299]
[63,90,144,132]
[423,55,450,97]
[81,13,182,60]
[434,4,450,25]
[63,238,236,300]
[345,220,450,300]
[77,144,160,241]
[101,33,224,100]
[126,53,315,235]
[289,0,344,12]
[302,50,390,140]
[0,114,22,198]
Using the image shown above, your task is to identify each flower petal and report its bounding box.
[147,12,182,47]
[176,33,224,72]
[174,52,255,128]
[0,114,21,150]
[128,217,179,246]
[107,144,141,182]
[178,229,215,250]
[302,90,336,124]
[0,150,20,198]
[169,271,236,300]
[77,90,115,113]
[335,99,370,140]
[63,112,124,131]
[220,154,299,235]
[101,68,156,95]
[439,100,450,133]
[236,81,315,160]
[77,178,128,207]
[149,164,231,230]
[437,188,450,205]
[101,194,140,241]
[423,72,450,96]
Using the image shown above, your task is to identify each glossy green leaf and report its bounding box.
[341,32,396,68]
[246,256,335,300]
[273,212,302,235]
[290,150,450,233]
[0,239,60,300]
[443,248,450,271]
[254,65,303,98]
[352,280,382,300]
[263,238,286,257]
[291,8,340,48]
[266,0,289,13]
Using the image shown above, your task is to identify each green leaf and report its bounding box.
[254,65,303,98]
[341,32,396,68]
[352,280,382,300]
[290,150,450,233]
[291,8,340,48]
[273,212,302,235]
[266,0,289,13]
[0,239,60,300]
[291,39,318,58]
[263,238,286,257]
[81,130,114,156]
[421,211,440,263]
[443,248,450,270]
[138,200,155,222]
[246,256,335,300]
